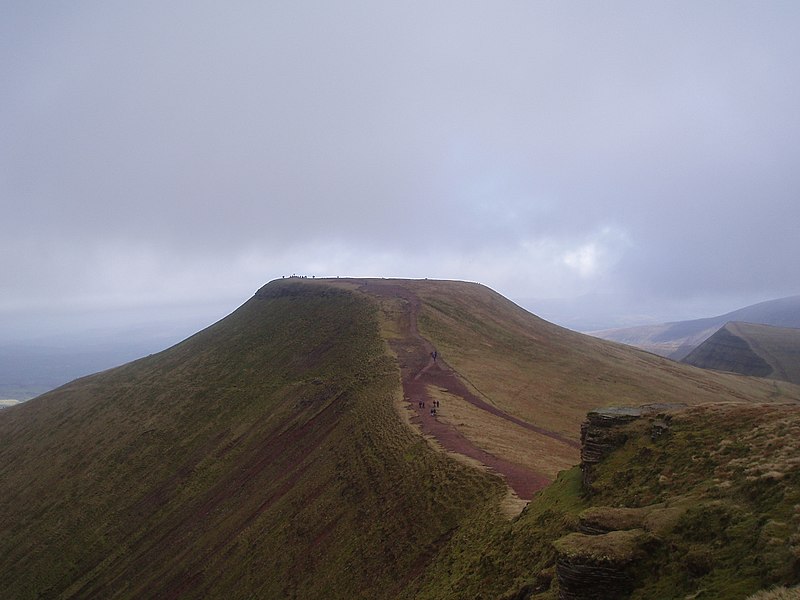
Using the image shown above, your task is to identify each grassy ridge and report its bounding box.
[0,280,503,598]
[409,280,800,440]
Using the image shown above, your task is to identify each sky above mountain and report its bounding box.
[3,2,800,336]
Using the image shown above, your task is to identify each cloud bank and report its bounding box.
[3,2,799,330]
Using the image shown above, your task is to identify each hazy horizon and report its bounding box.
[2,279,798,401]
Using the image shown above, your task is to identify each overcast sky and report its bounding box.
[3,1,800,337]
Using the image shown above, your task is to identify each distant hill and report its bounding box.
[590,295,800,360]
[2,278,799,598]
[681,321,800,385]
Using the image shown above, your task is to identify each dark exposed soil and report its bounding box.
[354,280,560,501]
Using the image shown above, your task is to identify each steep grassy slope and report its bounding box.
[0,281,503,599]
[591,295,800,359]
[405,403,800,599]
[683,322,800,385]
[406,280,798,440]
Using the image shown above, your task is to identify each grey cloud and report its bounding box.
[2,1,800,325]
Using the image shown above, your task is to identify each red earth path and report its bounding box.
[354,280,574,501]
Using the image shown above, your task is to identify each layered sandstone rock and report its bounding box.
[579,404,683,491]
[554,529,654,600]
[556,404,686,599]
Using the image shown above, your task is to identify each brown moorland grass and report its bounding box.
[427,384,576,480]
[403,279,800,440]
[302,278,800,513]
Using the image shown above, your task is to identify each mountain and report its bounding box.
[1,278,799,599]
[590,295,800,360]
[681,321,800,385]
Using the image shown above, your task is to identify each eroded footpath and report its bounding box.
[356,279,562,501]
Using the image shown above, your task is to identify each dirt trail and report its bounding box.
[355,280,562,501]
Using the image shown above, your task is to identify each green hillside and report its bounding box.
[0,281,504,598]
[1,278,799,599]
[682,322,800,385]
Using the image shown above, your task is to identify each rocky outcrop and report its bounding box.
[555,557,633,600]
[579,407,643,490]
[580,404,683,491]
[555,404,686,599]
[554,529,654,600]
